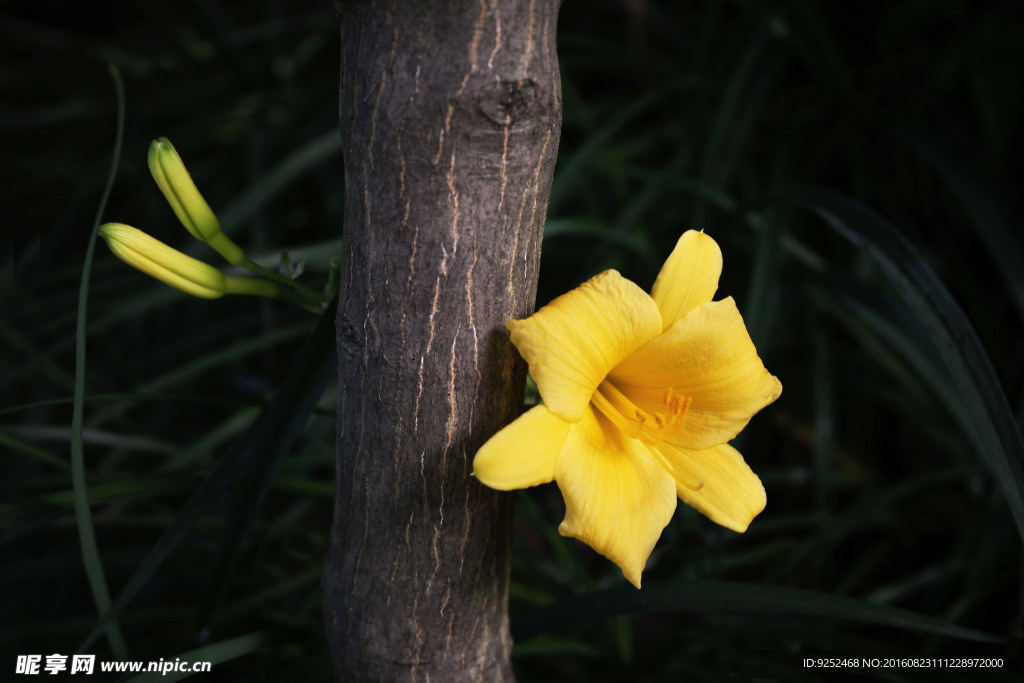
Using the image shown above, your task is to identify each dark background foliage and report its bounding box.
[2,0,1022,680]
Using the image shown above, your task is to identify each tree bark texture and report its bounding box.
[324,1,561,680]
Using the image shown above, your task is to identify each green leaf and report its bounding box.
[77,296,338,653]
[195,297,337,632]
[512,635,603,658]
[71,63,128,659]
[117,631,267,682]
[217,132,343,237]
[511,581,1007,645]
[796,187,1024,543]
[139,320,311,392]
[548,82,689,214]
[894,127,1024,322]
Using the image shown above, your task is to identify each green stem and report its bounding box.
[224,275,324,312]
[325,257,341,300]
[242,258,324,300]
[73,63,129,659]
[276,289,329,314]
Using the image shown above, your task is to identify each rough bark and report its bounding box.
[323,1,561,680]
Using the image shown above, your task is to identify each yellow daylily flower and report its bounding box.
[147,137,245,265]
[98,223,278,300]
[473,230,781,588]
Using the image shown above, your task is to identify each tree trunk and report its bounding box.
[323,1,561,680]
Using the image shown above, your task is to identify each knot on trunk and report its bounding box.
[478,78,538,126]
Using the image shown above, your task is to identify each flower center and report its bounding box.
[591,380,703,491]
[591,380,692,445]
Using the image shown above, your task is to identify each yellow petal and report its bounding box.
[650,230,722,329]
[98,223,226,299]
[555,406,676,588]
[654,442,766,532]
[610,297,781,450]
[508,270,662,423]
[473,406,568,490]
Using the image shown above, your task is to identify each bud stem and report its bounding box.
[242,258,325,301]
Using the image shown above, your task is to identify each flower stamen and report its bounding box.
[593,381,693,445]
[591,381,703,491]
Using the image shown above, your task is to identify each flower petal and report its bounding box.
[555,406,676,588]
[473,406,568,490]
[610,297,782,450]
[508,270,662,422]
[650,230,723,329]
[654,442,766,532]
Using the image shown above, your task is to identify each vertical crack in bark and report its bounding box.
[488,3,503,70]
[522,0,536,73]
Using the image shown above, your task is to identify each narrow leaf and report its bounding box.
[511,581,1007,645]
[117,631,267,683]
[71,64,128,658]
[797,187,1024,543]
[77,297,338,652]
[195,296,338,632]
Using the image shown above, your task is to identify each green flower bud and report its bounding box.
[99,223,279,300]
[147,137,245,265]
[99,223,226,298]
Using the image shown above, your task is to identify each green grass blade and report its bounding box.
[823,282,955,402]
[0,392,267,418]
[117,631,268,683]
[0,432,69,472]
[1,479,193,520]
[71,63,128,659]
[511,581,1007,645]
[217,132,343,236]
[797,187,1024,542]
[2,286,179,392]
[742,209,784,348]
[0,317,75,389]
[512,636,602,658]
[704,40,768,175]
[547,82,686,215]
[194,295,338,632]
[813,280,960,428]
[543,218,653,257]
[895,127,1024,322]
[622,168,739,214]
[810,326,835,512]
[76,296,338,652]
[140,320,312,392]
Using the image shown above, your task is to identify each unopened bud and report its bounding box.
[147,137,245,265]
[99,223,227,298]
[99,223,281,301]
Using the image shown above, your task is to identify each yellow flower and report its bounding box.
[147,137,245,265]
[98,223,278,300]
[473,230,781,588]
